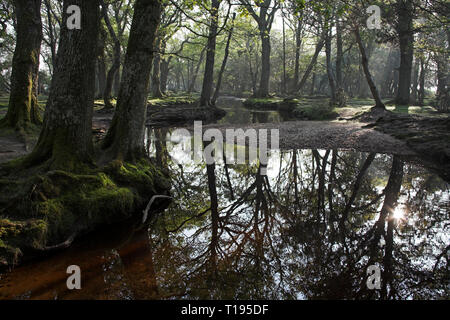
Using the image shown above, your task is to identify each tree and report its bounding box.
[240,0,279,97]
[103,0,162,161]
[100,0,131,109]
[354,24,385,110]
[199,0,221,106]
[1,0,42,130]
[395,0,414,106]
[23,0,99,170]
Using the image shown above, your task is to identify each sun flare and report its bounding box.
[393,207,406,220]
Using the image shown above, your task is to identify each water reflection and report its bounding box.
[0,129,448,300]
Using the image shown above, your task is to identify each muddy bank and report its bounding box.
[370,114,450,182]
[199,120,416,156]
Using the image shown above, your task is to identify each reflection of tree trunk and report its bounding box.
[328,150,337,217]
[205,141,219,276]
[223,145,235,200]
[118,229,159,299]
[155,128,169,169]
[341,153,376,225]
[366,156,403,299]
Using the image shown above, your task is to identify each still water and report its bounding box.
[0,126,448,299]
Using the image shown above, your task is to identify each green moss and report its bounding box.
[0,158,171,268]
[243,98,283,110]
[148,94,199,107]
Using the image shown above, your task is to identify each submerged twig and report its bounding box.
[142,195,172,224]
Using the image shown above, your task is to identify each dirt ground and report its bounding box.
[201,120,416,156]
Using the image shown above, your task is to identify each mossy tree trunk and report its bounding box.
[2,0,42,130]
[25,0,100,170]
[103,0,162,162]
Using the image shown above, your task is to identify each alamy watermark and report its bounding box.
[169,121,279,176]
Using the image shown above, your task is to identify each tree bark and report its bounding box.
[26,0,99,170]
[354,26,385,109]
[200,0,220,106]
[297,35,325,93]
[103,0,162,162]
[211,13,235,105]
[325,27,337,103]
[258,27,271,97]
[188,46,206,93]
[418,56,427,106]
[336,18,343,90]
[151,37,163,98]
[395,0,414,106]
[292,17,303,92]
[101,0,121,109]
[2,0,43,129]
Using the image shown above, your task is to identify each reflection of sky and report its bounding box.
[146,127,449,299]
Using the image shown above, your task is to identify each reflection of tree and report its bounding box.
[141,148,449,299]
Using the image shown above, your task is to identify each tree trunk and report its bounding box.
[258,27,271,97]
[292,18,303,92]
[336,18,343,90]
[102,0,162,161]
[354,26,385,109]
[97,56,107,99]
[211,13,235,105]
[411,57,419,104]
[418,56,427,106]
[151,37,163,98]
[325,28,336,103]
[395,0,414,106]
[113,67,120,97]
[297,35,325,93]
[200,0,220,106]
[26,0,99,170]
[2,0,42,129]
[101,0,121,109]
[160,59,169,94]
[188,46,206,93]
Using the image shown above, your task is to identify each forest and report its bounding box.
[0,0,449,300]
